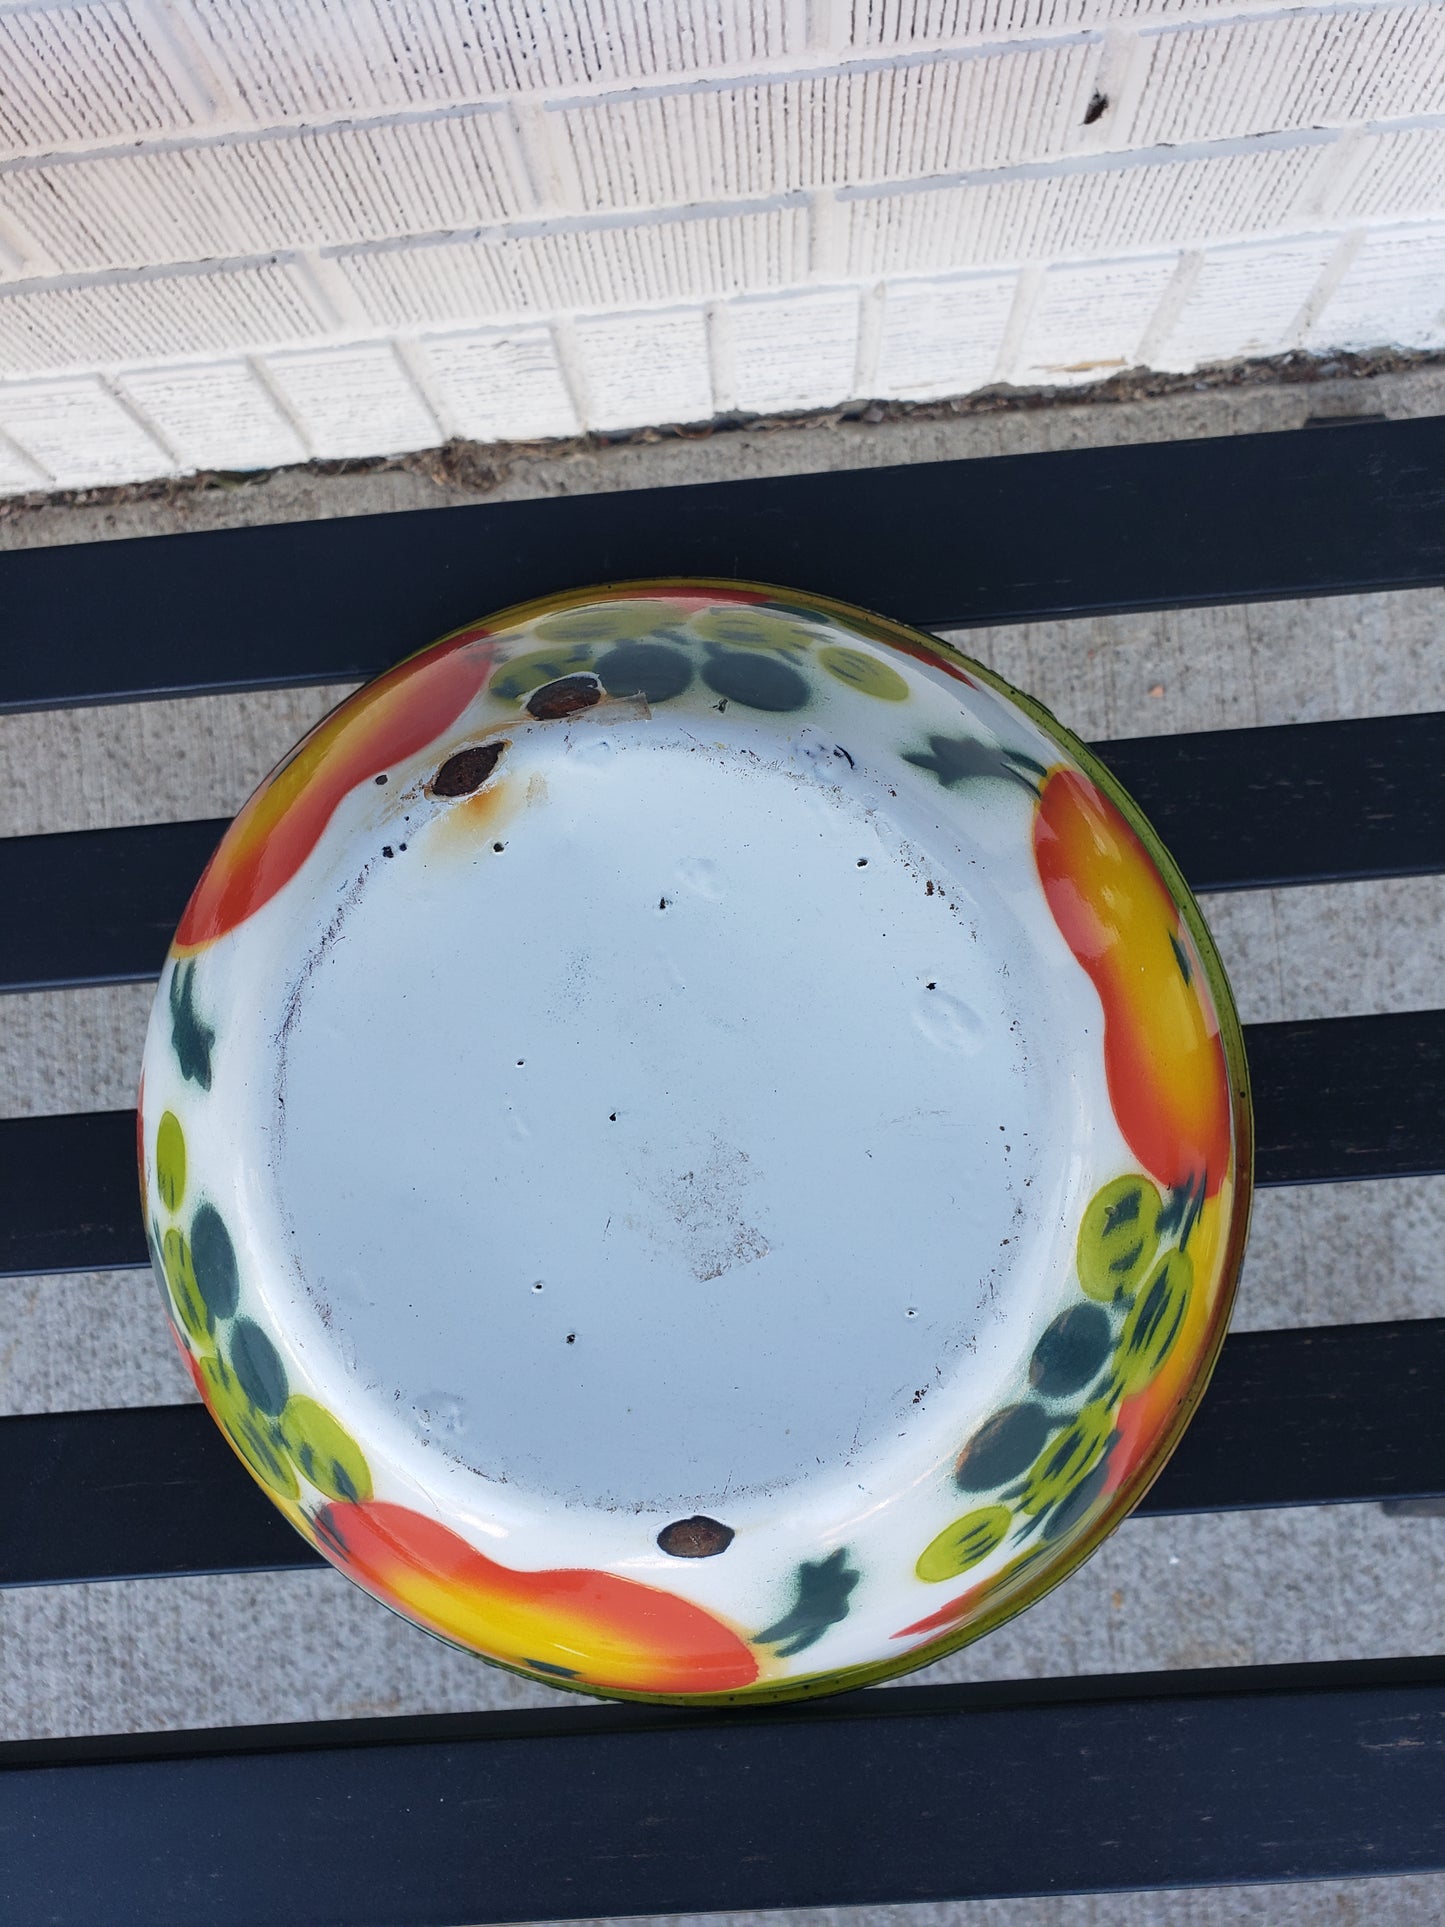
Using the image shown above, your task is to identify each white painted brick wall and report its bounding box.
[875,271,1020,395]
[413,327,580,441]
[0,261,326,372]
[0,112,535,277]
[1150,233,1345,371]
[0,0,1443,490]
[116,359,307,469]
[261,342,439,458]
[1306,225,1445,350]
[1011,253,1180,384]
[550,44,1103,211]
[724,290,863,413]
[573,307,714,429]
[178,0,803,120]
[1124,9,1445,149]
[1330,127,1445,226]
[842,146,1328,276]
[0,4,204,155]
[0,376,173,485]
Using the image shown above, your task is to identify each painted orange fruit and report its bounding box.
[1033,766,1232,1196]
[315,1500,760,1696]
[175,625,498,949]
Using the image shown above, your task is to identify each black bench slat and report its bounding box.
[5,712,1442,994]
[4,1655,1443,1923]
[0,818,227,994]
[4,1010,1440,1277]
[1098,711,1445,894]
[3,418,1444,713]
[3,1320,1441,1590]
[1248,1008,1445,1186]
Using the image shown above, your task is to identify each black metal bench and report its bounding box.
[2,418,1443,1923]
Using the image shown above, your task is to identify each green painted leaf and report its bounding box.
[818,645,909,701]
[160,1228,210,1347]
[690,608,812,653]
[229,1316,289,1417]
[903,733,1041,794]
[489,642,596,701]
[916,1505,1012,1583]
[756,1547,860,1657]
[279,1395,372,1503]
[1019,1400,1116,1516]
[198,1350,299,1501]
[1077,1174,1164,1303]
[1116,1249,1194,1393]
[155,1111,186,1214]
[169,962,215,1090]
[190,1201,240,1321]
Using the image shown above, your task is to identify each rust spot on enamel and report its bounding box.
[657,1516,735,1558]
[432,741,507,797]
[525,674,603,720]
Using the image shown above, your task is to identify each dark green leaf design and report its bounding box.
[701,650,810,712]
[903,733,1045,794]
[955,1402,1052,1491]
[1155,1171,1206,1251]
[756,1547,860,1657]
[169,961,215,1090]
[190,1201,240,1321]
[1029,1304,1113,1398]
[595,641,694,703]
[1040,1452,1115,1543]
[229,1316,289,1416]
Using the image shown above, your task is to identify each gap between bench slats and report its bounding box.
[2,712,1440,993]
[3,418,1444,713]
[2,1319,1441,1589]
[3,1008,1439,1277]
[2,1655,1442,1924]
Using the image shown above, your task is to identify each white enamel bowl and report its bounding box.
[139,581,1251,1704]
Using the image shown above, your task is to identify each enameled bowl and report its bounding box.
[139,580,1252,1705]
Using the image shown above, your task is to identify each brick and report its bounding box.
[117,360,307,471]
[573,308,713,429]
[847,0,1099,43]
[336,207,810,329]
[1307,225,1445,352]
[413,327,579,440]
[1124,8,1445,149]
[0,112,533,279]
[1013,253,1178,384]
[0,263,327,377]
[260,342,439,457]
[0,430,47,494]
[844,0,1262,47]
[179,0,801,122]
[0,3,201,157]
[875,271,1019,396]
[844,145,1321,276]
[0,376,174,486]
[1330,128,1445,227]
[1152,234,1340,370]
[726,289,861,413]
[553,43,1099,212]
